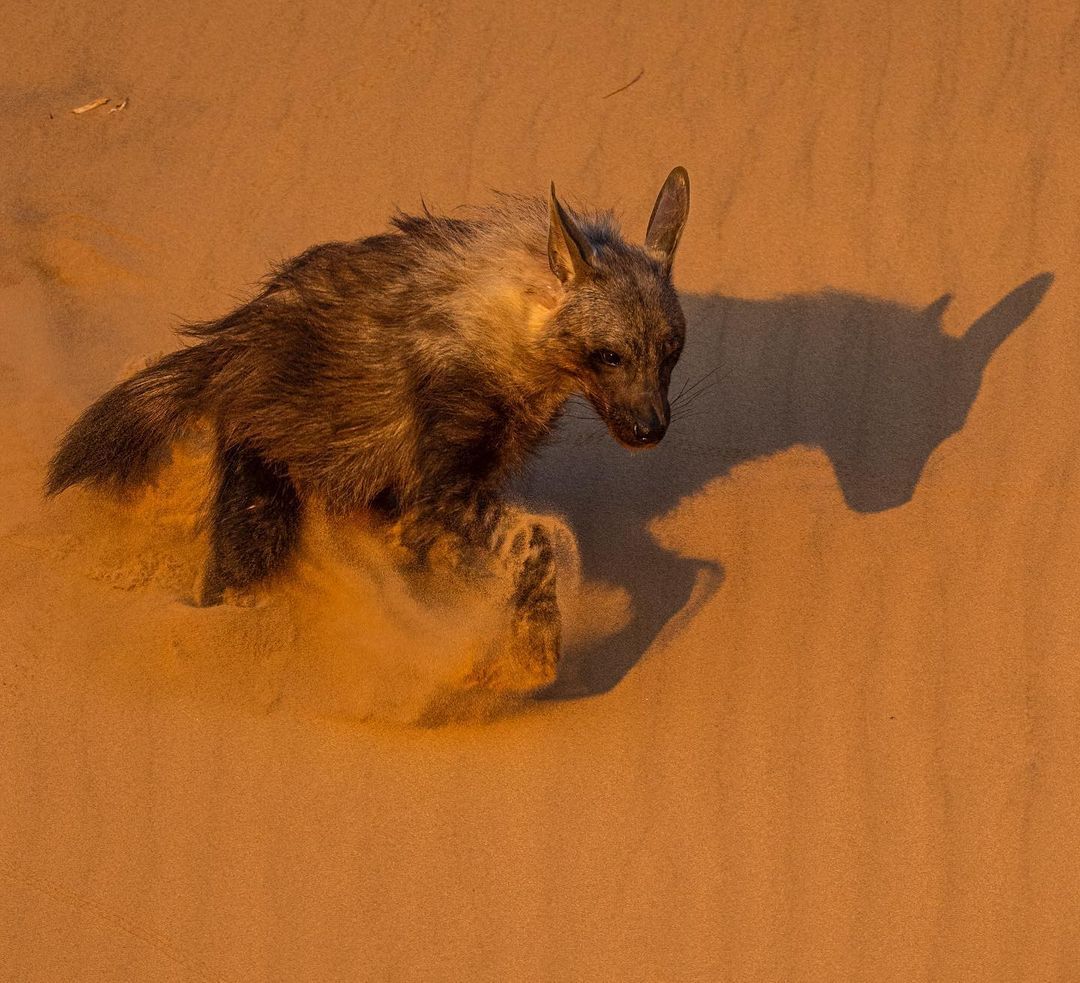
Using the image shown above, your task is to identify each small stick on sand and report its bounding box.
[71,97,109,114]
[109,97,129,113]
[602,69,644,99]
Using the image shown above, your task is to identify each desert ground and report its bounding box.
[2,1,1079,980]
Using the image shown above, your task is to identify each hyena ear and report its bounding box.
[548,183,596,285]
[645,166,690,273]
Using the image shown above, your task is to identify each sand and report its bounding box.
[3,1,1080,979]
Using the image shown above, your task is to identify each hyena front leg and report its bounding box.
[393,498,562,692]
[493,516,561,689]
[459,502,561,692]
[199,440,302,606]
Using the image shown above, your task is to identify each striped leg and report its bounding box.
[394,497,562,692]
[466,504,561,692]
[200,440,302,605]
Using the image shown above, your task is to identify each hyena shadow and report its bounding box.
[516,272,1054,699]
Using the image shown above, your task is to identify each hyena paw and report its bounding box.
[512,601,562,684]
[468,604,561,694]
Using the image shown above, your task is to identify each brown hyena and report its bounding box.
[46,168,691,690]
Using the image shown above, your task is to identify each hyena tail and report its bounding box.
[45,343,219,498]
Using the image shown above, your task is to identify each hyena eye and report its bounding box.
[594,349,623,367]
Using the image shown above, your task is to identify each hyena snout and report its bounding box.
[616,392,669,448]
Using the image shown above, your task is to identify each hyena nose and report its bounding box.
[632,415,666,445]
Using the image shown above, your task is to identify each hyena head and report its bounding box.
[546,168,691,450]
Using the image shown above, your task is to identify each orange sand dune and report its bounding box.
[3,1,1079,980]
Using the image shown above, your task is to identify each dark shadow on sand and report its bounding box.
[516,273,1054,699]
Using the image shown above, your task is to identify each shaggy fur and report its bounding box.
[45,169,691,687]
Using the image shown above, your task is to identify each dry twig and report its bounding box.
[602,69,644,99]
[71,97,109,115]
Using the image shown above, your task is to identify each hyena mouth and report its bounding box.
[605,421,666,451]
[618,435,665,451]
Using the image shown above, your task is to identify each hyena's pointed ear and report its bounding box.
[548,184,596,285]
[645,166,690,273]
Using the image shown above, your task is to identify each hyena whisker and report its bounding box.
[669,398,725,425]
[670,378,726,415]
[673,363,720,392]
[671,388,719,416]
[671,373,695,405]
[670,365,723,408]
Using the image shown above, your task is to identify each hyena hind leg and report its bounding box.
[199,442,302,606]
